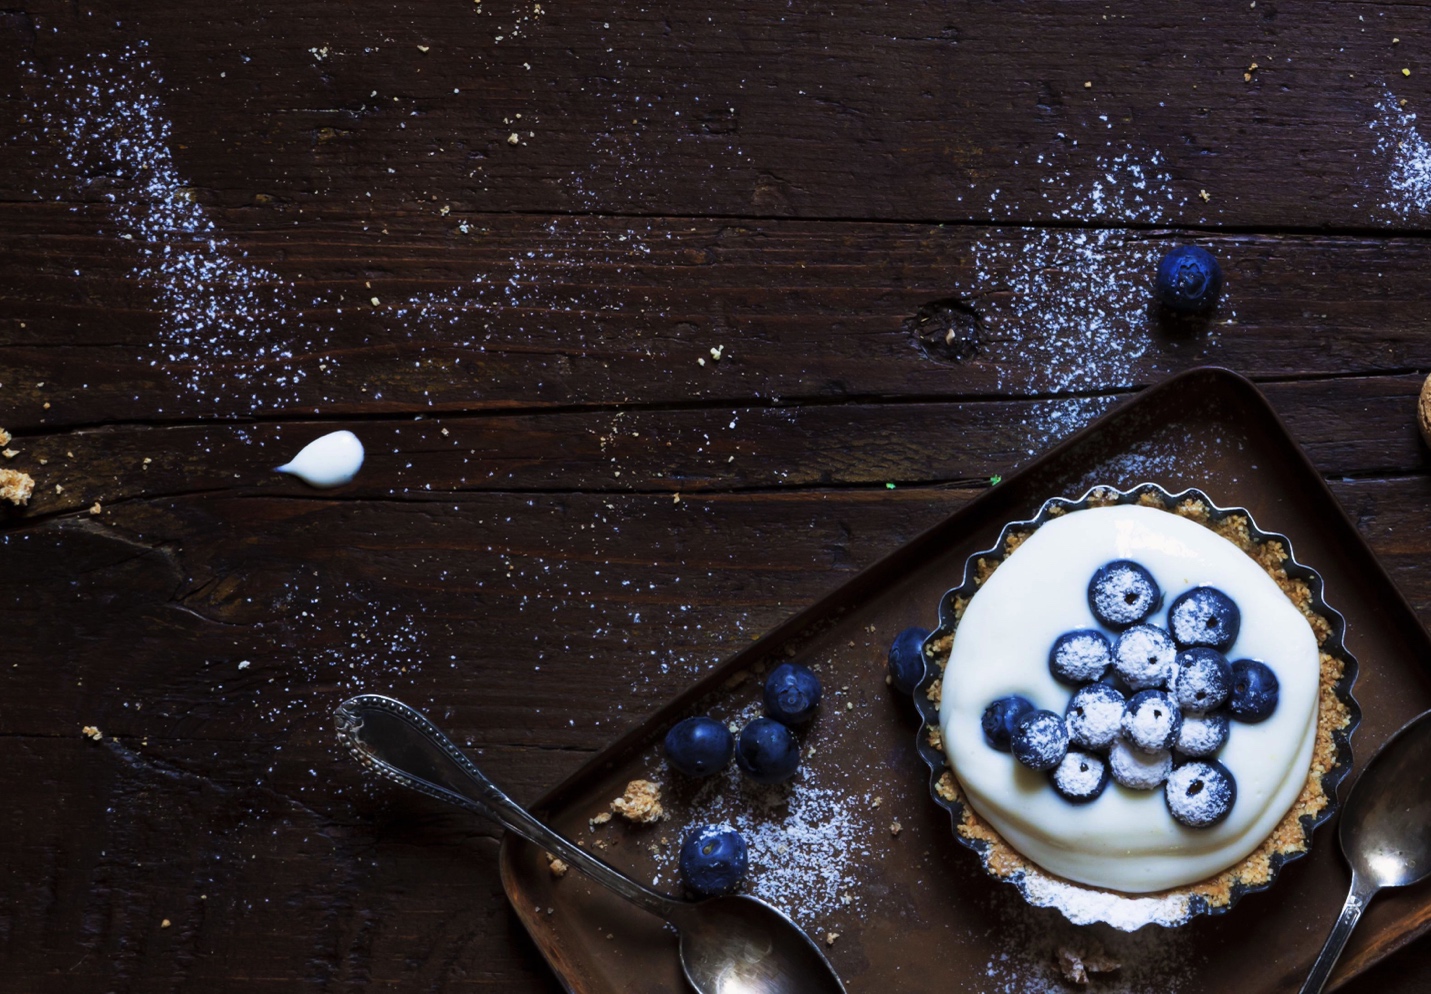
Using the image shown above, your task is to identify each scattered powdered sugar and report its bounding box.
[1369,88,1431,219]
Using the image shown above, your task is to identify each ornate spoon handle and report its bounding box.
[334,693,683,923]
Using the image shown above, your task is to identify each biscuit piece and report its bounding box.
[0,468,34,506]
[610,779,664,823]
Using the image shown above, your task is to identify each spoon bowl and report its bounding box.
[335,694,845,994]
[1300,708,1431,994]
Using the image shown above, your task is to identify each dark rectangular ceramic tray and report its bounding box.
[499,367,1431,994]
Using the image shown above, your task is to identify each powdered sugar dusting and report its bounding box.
[1370,88,1431,219]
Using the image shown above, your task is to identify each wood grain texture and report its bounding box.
[5,0,1431,991]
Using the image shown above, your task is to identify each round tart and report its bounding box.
[913,484,1359,929]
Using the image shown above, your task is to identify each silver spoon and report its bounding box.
[335,694,846,994]
[1299,708,1431,994]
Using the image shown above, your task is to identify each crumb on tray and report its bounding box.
[610,779,665,823]
[81,725,102,741]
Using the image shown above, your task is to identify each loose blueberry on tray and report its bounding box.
[1112,623,1178,690]
[1049,629,1113,685]
[1065,682,1126,751]
[1088,560,1162,629]
[664,716,735,778]
[1228,659,1280,722]
[1050,749,1111,804]
[1121,689,1184,753]
[1011,710,1070,771]
[1155,244,1223,314]
[1167,586,1241,651]
[887,626,931,695]
[981,694,1035,752]
[1170,647,1233,713]
[1108,738,1172,789]
[1176,711,1230,758]
[680,825,749,896]
[735,717,801,783]
[1164,760,1237,828]
[762,662,823,725]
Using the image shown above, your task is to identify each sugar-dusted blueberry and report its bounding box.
[1065,683,1126,751]
[1088,560,1162,629]
[1049,629,1113,686]
[1155,245,1223,314]
[1112,624,1178,690]
[762,662,822,725]
[1011,710,1069,772]
[679,824,749,896]
[1228,659,1279,722]
[1167,587,1241,651]
[1170,647,1233,714]
[1176,711,1230,758]
[1121,689,1184,753]
[1165,760,1237,828]
[735,718,801,783]
[664,716,735,778]
[981,695,1036,752]
[887,626,931,695]
[1050,749,1111,804]
[1109,738,1171,789]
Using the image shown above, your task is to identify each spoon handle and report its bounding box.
[334,693,682,924]
[1298,873,1378,994]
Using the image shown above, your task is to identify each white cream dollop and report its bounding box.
[276,430,365,488]
[939,504,1320,893]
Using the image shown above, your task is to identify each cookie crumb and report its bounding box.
[2,449,16,459]
[508,132,520,145]
[0,468,35,506]
[890,820,902,836]
[548,857,569,878]
[160,919,171,929]
[1057,946,1120,985]
[611,779,664,823]
[81,725,102,741]
[89,502,102,515]
[589,811,613,830]
[825,932,839,946]
[0,428,9,447]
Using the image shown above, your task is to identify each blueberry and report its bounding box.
[887,626,931,695]
[981,695,1036,752]
[735,718,801,783]
[1112,624,1178,690]
[679,825,749,896]
[1065,683,1126,751]
[1050,749,1111,804]
[664,717,735,778]
[1088,561,1162,629]
[1049,629,1113,686]
[762,662,822,725]
[1011,710,1069,772]
[1176,711,1230,758]
[1121,689,1184,753]
[1227,660,1279,722]
[1167,587,1240,651]
[1109,738,1171,790]
[1155,245,1223,314]
[1170,648,1233,713]
[1164,760,1237,828]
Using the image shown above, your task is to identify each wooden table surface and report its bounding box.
[6,3,1431,991]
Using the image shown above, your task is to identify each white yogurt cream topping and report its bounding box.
[276,430,365,488]
[939,504,1320,893]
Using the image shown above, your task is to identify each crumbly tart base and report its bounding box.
[921,486,1356,928]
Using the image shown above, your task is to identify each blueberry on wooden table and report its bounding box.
[1049,629,1113,686]
[887,626,931,695]
[735,718,801,783]
[1155,245,1223,313]
[680,825,749,897]
[1227,659,1279,722]
[1011,709,1070,771]
[664,717,735,778]
[1168,586,1241,651]
[762,662,822,725]
[1087,560,1161,629]
[981,694,1035,752]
